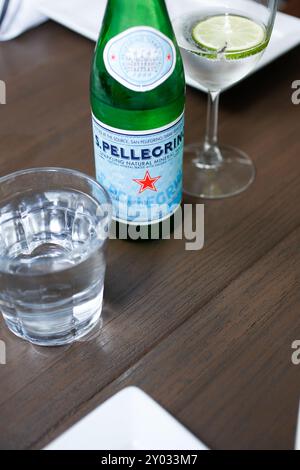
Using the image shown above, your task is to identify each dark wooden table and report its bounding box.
[0,6,300,450]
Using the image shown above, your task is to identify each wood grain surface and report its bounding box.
[0,5,300,450]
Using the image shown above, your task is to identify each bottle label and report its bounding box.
[103,26,176,92]
[92,113,184,225]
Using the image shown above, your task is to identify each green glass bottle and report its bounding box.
[90,0,185,240]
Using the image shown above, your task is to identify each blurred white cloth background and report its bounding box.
[0,0,181,42]
[0,0,47,40]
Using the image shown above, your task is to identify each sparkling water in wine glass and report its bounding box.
[173,0,278,198]
[177,14,268,91]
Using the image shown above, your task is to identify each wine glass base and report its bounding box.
[183,143,256,199]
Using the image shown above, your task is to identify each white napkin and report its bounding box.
[0,0,47,41]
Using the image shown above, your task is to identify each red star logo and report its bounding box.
[111,54,116,60]
[167,53,171,61]
[133,170,161,194]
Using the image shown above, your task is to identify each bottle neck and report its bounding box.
[108,0,165,6]
[105,0,167,22]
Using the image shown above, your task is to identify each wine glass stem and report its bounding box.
[197,91,223,168]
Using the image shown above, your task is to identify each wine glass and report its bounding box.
[173,0,278,198]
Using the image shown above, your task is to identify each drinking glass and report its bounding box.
[0,168,112,346]
[173,0,278,198]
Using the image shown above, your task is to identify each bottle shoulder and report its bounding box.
[90,2,185,130]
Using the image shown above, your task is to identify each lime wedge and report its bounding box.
[192,15,266,55]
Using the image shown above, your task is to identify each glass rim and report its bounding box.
[0,166,110,200]
[0,167,112,276]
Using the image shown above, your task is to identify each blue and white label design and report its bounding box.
[103,26,176,92]
[92,114,184,225]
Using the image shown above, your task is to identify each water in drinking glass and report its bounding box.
[0,169,111,346]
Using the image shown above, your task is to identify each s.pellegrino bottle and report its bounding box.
[90,0,185,240]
